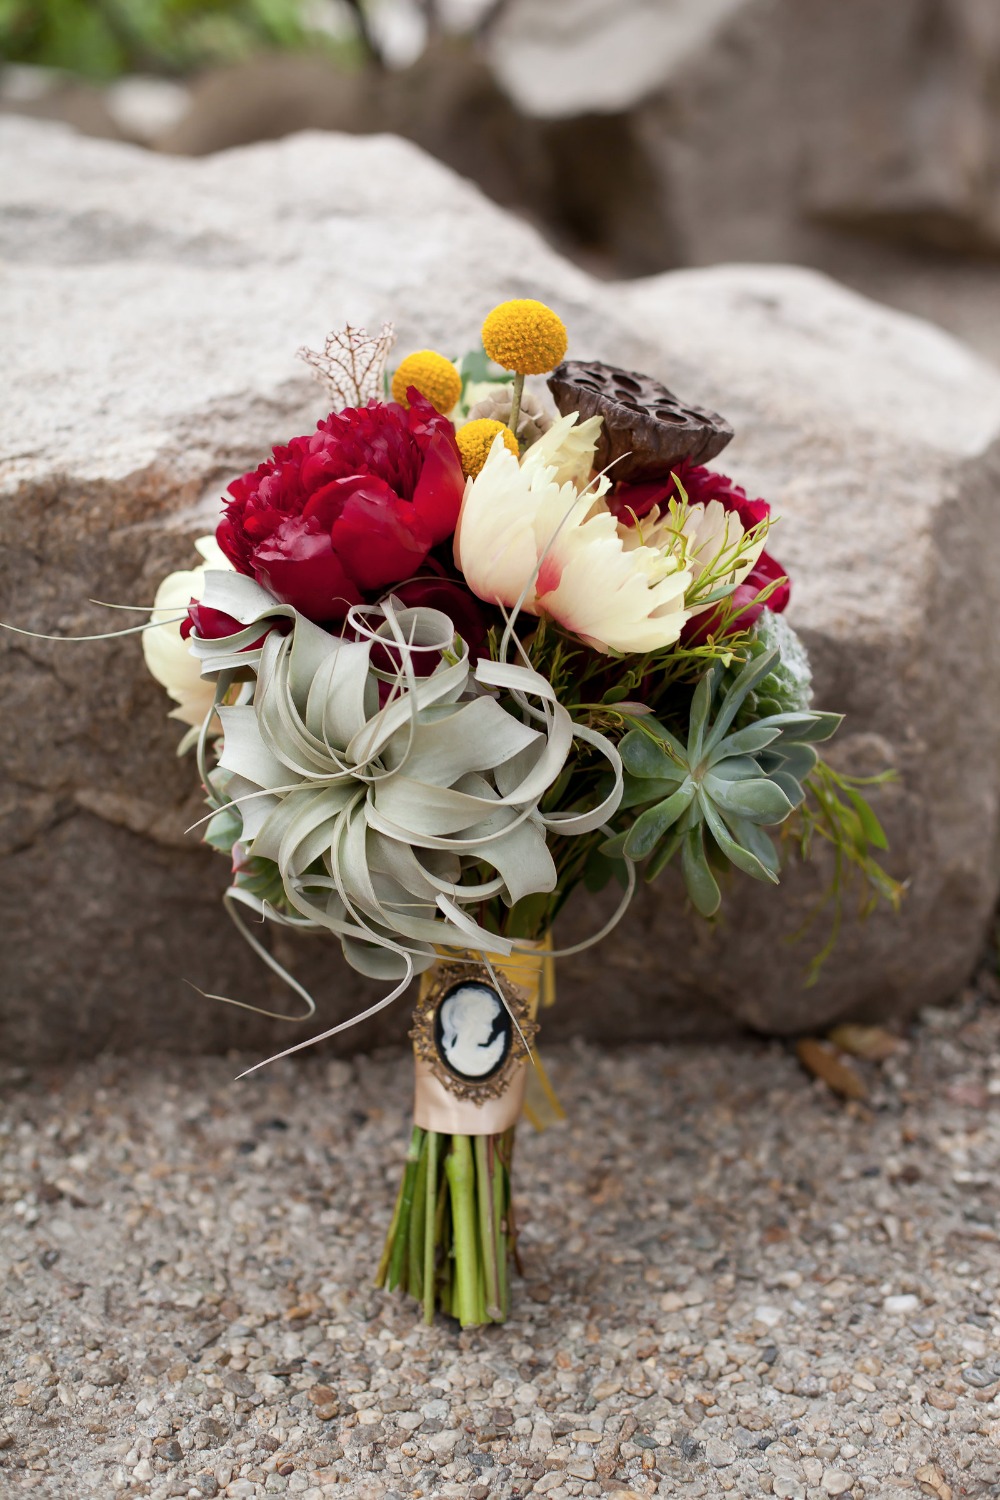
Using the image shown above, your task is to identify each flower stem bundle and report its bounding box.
[376,1125,515,1326]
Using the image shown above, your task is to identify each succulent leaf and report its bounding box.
[682,826,722,916]
[769,769,809,809]
[623,781,695,860]
[763,742,820,782]
[784,711,843,744]
[703,648,780,754]
[620,730,686,781]
[752,610,814,713]
[699,795,779,884]
[686,668,718,766]
[646,825,688,882]
[607,638,841,913]
[707,754,769,783]
[707,722,783,762]
[703,773,794,823]
[726,813,783,877]
[629,717,687,762]
[620,774,682,810]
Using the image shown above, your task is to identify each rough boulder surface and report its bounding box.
[3,118,1000,1064]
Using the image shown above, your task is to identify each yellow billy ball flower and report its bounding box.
[481,299,568,376]
[456,419,519,479]
[391,350,462,414]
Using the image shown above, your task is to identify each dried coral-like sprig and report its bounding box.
[298,322,396,408]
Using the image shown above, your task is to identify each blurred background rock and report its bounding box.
[4,0,1000,362]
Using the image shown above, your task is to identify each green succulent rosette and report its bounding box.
[604,646,840,916]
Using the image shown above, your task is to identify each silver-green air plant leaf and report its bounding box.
[184,570,625,1068]
[602,646,841,917]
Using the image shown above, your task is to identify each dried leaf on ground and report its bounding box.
[795,1038,868,1100]
[915,1462,952,1500]
[827,1023,902,1061]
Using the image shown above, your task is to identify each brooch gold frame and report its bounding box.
[410,960,539,1104]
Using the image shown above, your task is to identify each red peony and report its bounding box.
[610,458,790,634]
[217,392,465,623]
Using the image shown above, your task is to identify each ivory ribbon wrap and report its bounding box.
[413,1057,527,1135]
[412,944,551,1135]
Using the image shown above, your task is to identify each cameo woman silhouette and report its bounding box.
[434,981,513,1083]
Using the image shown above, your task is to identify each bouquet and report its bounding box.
[14,299,898,1327]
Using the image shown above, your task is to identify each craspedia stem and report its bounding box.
[509,373,524,443]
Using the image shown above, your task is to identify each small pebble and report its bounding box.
[883,1294,920,1315]
[705,1438,737,1468]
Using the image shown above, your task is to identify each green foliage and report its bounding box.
[455,345,514,418]
[790,759,904,984]
[458,345,513,389]
[0,0,362,81]
[204,800,286,907]
[601,647,841,916]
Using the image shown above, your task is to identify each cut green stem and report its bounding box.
[375,1169,407,1288]
[407,1134,429,1302]
[378,1127,516,1325]
[387,1125,424,1291]
[422,1130,440,1324]
[445,1135,482,1327]
[492,1136,508,1319]
[475,1135,501,1320]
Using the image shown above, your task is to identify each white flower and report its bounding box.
[142,536,231,734]
[520,411,604,489]
[629,497,767,616]
[454,424,693,654]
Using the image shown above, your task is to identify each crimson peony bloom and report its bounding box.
[610,458,790,635]
[217,393,465,623]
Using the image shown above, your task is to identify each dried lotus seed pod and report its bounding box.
[547,359,733,482]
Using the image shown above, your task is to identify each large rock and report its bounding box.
[489,0,1000,276]
[10,17,1000,366]
[2,119,1000,1064]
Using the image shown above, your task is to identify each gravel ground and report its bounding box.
[2,984,1000,1500]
